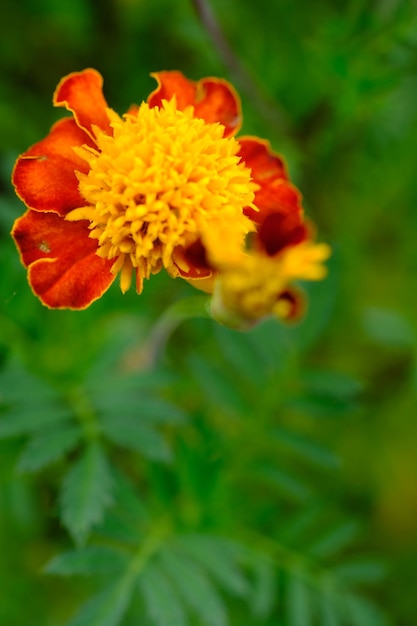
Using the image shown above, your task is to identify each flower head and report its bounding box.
[11,68,329,322]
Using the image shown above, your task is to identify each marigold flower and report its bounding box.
[11,68,329,320]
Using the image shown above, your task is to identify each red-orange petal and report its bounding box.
[257,211,308,256]
[276,286,306,321]
[238,137,302,222]
[53,68,112,139]
[12,117,94,216]
[12,210,115,309]
[148,71,241,137]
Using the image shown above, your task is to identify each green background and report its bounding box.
[1,1,416,625]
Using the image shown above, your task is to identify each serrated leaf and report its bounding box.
[60,442,114,544]
[45,545,129,576]
[285,575,313,626]
[66,579,134,626]
[307,521,359,559]
[175,535,249,597]
[17,425,81,472]
[101,416,171,461]
[138,561,187,626]
[273,427,340,469]
[159,547,228,626]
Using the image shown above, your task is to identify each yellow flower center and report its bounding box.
[211,241,331,327]
[67,99,256,293]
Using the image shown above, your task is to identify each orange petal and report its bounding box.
[12,210,115,309]
[53,68,112,139]
[238,137,302,222]
[12,117,94,216]
[148,71,241,137]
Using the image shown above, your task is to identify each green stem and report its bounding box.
[69,387,100,441]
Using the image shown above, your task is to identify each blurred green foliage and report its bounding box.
[1,0,417,625]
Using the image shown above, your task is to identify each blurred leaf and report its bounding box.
[138,561,187,626]
[285,575,313,626]
[319,593,342,626]
[307,520,359,559]
[279,503,323,545]
[158,547,228,626]
[256,465,312,501]
[188,353,247,417]
[248,556,277,619]
[0,407,72,438]
[101,415,171,462]
[363,307,415,349]
[273,427,340,469]
[345,593,390,626]
[333,560,387,585]
[45,545,129,577]
[213,325,268,388]
[60,442,114,544]
[66,579,134,626]
[175,534,249,597]
[17,425,81,472]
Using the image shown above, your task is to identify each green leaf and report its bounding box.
[138,561,187,626]
[285,575,313,626]
[278,504,323,545]
[213,326,267,388]
[363,307,415,348]
[273,427,340,469]
[175,535,249,597]
[333,560,387,585]
[17,425,81,472]
[319,593,342,626]
[307,521,359,559]
[256,465,312,501]
[249,556,277,619]
[101,416,171,461]
[66,579,134,626]
[60,442,114,544]
[159,547,228,626]
[345,593,390,626]
[187,353,247,417]
[45,545,129,576]
[0,407,71,438]
[95,395,185,426]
